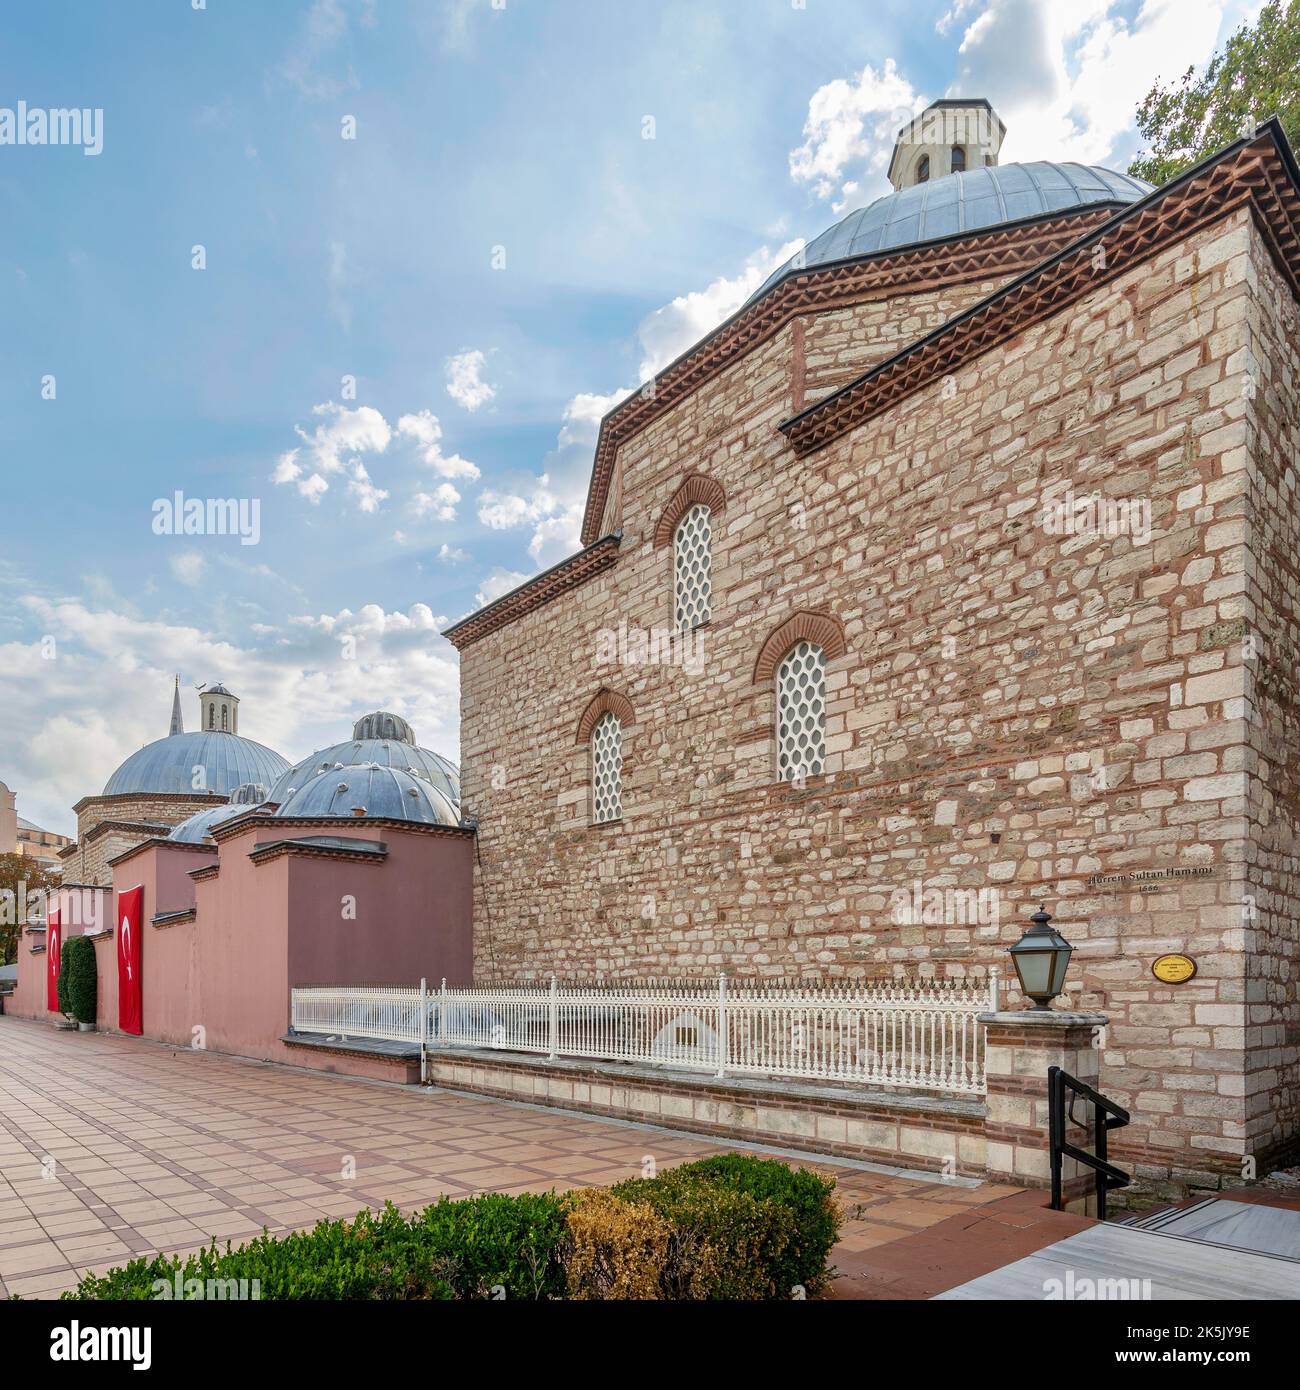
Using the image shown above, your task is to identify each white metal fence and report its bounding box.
[291,972,998,1096]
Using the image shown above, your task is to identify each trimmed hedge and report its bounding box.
[66,1195,568,1301]
[65,1155,840,1301]
[62,935,97,1024]
[671,1153,840,1294]
[611,1154,839,1298]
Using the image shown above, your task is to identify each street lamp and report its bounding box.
[1009,908,1073,1010]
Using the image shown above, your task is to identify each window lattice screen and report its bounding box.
[591,712,623,823]
[776,641,826,781]
[674,504,712,632]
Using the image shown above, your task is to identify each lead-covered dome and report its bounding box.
[104,731,290,797]
[749,162,1152,305]
[275,764,460,825]
[267,710,459,809]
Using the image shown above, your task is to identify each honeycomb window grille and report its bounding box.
[775,641,827,781]
[673,503,712,632]
[591,712,623,824]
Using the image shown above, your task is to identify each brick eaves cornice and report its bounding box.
[73,791,227,815]
[209,812,473,843]
[578,203,1127,547]
[107,837,218,869]
[442,532,622,651]
[247,839,391,867]
[780,125,1300,459]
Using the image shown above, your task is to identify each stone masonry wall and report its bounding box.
[1241,228,1300,1174]
[460,209,1284,1184]
[66,795,220,885]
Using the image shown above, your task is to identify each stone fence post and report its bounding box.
[979,1009,1109,1213]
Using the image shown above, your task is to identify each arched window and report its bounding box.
[775,642,827,782]
[208,704,215,729]
[950,145,966,174]
[591,712,623,824]
[221,706,229,731]
[674,503,712,632]
[916,154,930,184]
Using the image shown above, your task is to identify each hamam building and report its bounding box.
[446,104,1300,1191]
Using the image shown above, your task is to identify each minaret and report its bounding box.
[169,674,184,737]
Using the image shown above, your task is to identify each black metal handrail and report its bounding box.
[1048,1064,1131,1220]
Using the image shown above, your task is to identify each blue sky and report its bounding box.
[0,0,1259,835]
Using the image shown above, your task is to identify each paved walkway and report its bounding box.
[1,1016,1048,1299]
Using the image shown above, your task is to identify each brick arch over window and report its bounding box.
[652,473,726,549]
[575,689,636,745]
[752,610,848,685]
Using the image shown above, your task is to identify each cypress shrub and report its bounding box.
[63,935,97,1024]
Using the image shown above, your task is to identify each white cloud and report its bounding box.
[636,239,806,378]
[474,570,530,609]
[437,543,468,564]
[789,59,925,205]
[1,590,460,836]
[347,461,388,513]
[397,410,480,480]
[445,349,496,412]
[294,402,391,475]
[413,483,461,522]
[946,0,1234,168]
[169,553,206,587]
[273,402,399,511]
[477,479,558,532]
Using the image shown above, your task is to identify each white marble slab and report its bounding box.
[1137,1198,1300,1261]
[934,1222,1300,1300]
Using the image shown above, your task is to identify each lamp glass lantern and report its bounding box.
[1009,908,1073,1010]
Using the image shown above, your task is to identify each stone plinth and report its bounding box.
[980,1009,1109,1213]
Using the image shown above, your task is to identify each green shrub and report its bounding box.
[672,1154,840,1294]
[56,937,74,1018]
[412,1191,568,1299]
[64,1155,836,1302]
[63,935,97,1024]
[65,1195,569,1301]
[612,1162,800,1300]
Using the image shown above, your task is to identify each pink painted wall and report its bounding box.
[286,830,474,988]
[9,886,112,1024]
[9,826,474,1071]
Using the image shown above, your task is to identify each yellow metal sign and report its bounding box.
[1151,953,1197,984]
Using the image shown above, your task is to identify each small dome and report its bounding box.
[352,710,416,744]
[749,162,1153,305]
[230,782,267,805]
[275,764,460,825]
[167,802,252,844]
[104,731,291,797]
[268,735,459,809]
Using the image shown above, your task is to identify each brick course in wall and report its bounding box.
[61,793,226,886]
[455,132,1300,1194]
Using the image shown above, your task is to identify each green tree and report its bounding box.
[0,852,58,967]
[1129,0,1300,186]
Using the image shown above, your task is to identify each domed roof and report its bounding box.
[749,162,1153,305]
[267,711,459,809]
[275,764,460,826]
[104,732,291,798]
[352,710,415,743]
[166,802,249,843]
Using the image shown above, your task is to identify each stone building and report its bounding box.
[0,781,72,873]
[60,678,291,885]
[447,105,1300,1193]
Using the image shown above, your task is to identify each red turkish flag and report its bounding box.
[46,907,61,1012]
[117,885,144,1035]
